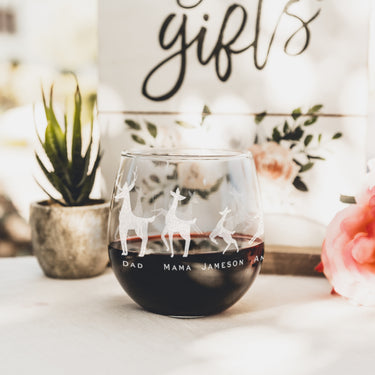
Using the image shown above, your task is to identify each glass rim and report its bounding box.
[121,148,252,161]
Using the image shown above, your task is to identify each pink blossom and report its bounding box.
[250,142,299,185]
[321,186,375,305]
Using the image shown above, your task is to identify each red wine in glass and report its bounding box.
[109,233,264,317]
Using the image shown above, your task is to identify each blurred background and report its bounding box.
[0,0,98,256]
[1,0,375,257]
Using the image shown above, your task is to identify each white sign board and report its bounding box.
[99,0,370,247]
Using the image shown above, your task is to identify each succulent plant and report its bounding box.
[35,82,101,206]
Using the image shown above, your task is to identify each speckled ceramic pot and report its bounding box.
[30,200,109,279]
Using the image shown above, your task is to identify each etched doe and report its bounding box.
[161,188,197,258]
[210,207,239,253]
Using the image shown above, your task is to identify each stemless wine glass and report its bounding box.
[108,149,264,317]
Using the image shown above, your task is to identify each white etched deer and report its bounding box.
[161,188,197,258]
[210,207,239,254]
[115,173,155,257]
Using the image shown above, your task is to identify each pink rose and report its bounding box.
[321,186,375,305]
[250,142,299,185]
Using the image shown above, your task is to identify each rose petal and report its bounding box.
[349,233,375,264]
[322,185,375,306]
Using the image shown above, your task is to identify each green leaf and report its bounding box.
[318,134,322,143]
[332,132,342,140]
[175,120,196,128]
[201,105,211,124]
[41,86,50,123]
[209,177,223,193]
[71,84,83,186]
[42,86,67,163]
[75,150,102,205]
[37,81,101,206]
[146,121,158,138]
[307,104,323,114]
[196,189,210,200]
[131,134,146,145]
[180,187,193,205]
[255,111,267,124]
[74,118,95,189]
[291,108,302,120]
[272,127,282,143]
[46,85,67,160]
[125,119,141,130]
[304,134,313,147]
[34,178,66,207]
[293,158,303,167]
[167,167,178,180]
[293,176,308,192]
[149,174,160,183]
[44,123,71,187]
[35,153,74,204]
[283,126,304,141]
[307,155,325,161]
[304,116,318,126]
[77,143,93,188]
[299,162,314,173]
[149,191,164,204]
[283,121,290,133]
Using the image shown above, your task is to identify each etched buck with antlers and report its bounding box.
[161,188,197,258]
[115,172,155,257]
[210,207,239,254]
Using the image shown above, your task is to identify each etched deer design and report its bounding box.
[161,188,196,258]
[210,207,239,254]
[115,175,155,257]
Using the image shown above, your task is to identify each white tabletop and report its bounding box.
[1,257,375,375]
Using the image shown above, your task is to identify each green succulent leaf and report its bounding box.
[35,153,74,204]
[36,81,101,206]
[76,150,102,205]
[76,118,95,188]
[43,124,71,187]
[41,86,67,162]
[71,84,84,187]
[34,178,66,207]
[146,121,158,138]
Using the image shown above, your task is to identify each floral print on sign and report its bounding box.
[252,105,343,192]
